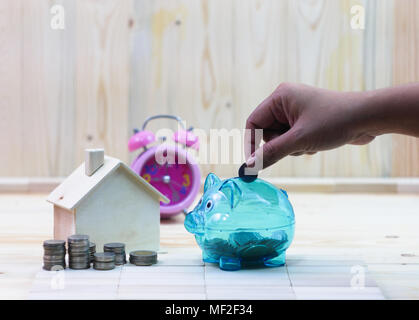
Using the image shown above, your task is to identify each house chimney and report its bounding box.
[85,149,104,176]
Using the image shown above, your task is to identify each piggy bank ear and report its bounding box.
[219,180,242,209]
[204,173,221,192]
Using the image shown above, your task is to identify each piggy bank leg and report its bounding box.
[219,256,241,271]
[202,251,218,264]
[264,251,286,267]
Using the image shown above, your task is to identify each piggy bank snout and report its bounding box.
[184,210,205,234]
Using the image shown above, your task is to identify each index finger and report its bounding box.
[244,93,278,159]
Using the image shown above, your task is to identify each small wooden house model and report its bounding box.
[47,149,169,252]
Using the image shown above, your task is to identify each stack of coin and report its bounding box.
[129,250,158,266]
[68,234,90,269]
[93,252,115,270]
[43,240,66,271]
[89,242,96,264]
[104,243,126,265]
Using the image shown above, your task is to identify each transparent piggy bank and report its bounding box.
[184,173,295,271]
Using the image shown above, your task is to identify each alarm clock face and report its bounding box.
[131,145,201,218]
[140,157,193,207]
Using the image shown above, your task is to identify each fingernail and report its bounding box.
[246,156,255,167]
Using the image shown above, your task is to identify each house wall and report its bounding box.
[53,205,75,240]
[75,167,160,252]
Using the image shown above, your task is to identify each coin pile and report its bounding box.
[104,243,126,265]
[93,252,115,270]
[68,234,90,269]
[129,250,158,266]
[89,242,96,264]
[204,231,287,264]
[43,240,66,271]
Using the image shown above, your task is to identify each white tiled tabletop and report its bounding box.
[28,247,385,300]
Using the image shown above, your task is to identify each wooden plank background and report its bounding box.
[0,0,417,178]
[392,0,419,176]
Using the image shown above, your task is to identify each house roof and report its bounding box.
[47,156,169,210]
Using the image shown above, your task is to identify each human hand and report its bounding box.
[244,83,376,170]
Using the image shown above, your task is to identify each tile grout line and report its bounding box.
[203,263,208,300]
[285,263,297,299]
[365,263,388,300]
[116,264,123,299]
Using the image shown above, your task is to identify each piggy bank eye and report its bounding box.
[205,200,213,211]
[197,198,203,206]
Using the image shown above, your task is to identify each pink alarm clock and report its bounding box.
[128,115,201,219]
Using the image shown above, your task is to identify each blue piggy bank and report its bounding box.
[184,173,295,271]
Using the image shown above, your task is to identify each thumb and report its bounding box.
[246,129,299,170]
